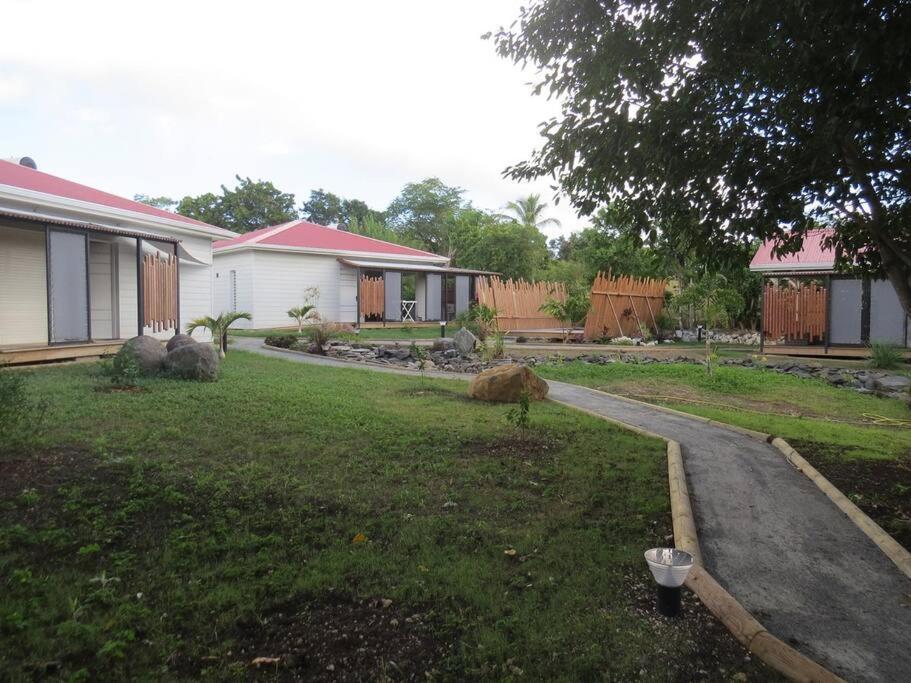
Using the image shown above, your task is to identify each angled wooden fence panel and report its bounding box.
[476,277,567,332]
[142,252,178,333]
[359,275,384,319]
[763,283,827,344]
[584,271,668,340]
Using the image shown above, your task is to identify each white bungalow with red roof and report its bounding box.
[750,229,909,349]
[0,157,237,363]
[212,220,493,329]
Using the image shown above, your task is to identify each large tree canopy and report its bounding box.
[492,1,911,314]
[177,175,298,233]
[386,178,466,255]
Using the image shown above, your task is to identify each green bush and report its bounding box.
[869,341,903,370]
[264,335,298,349]
[0,368,45,444]
[453,303,497,340]
[101,347,142,388]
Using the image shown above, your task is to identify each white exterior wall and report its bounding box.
[249,251,344,328]
[415,274,426,322]
[213,250,255,329]
[0,222,48,345]
[171,234,215,342]
[116,237,138,339]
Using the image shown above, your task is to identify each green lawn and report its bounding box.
[535,360,911,461]
[230,326,444,341]
[0,353,767,680]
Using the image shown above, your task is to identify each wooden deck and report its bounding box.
[761,344,911,359]
[0,340,125,365]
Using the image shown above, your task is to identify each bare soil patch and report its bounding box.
[225,596,453,681]
[791,439,911,549]
[459,432,563,461]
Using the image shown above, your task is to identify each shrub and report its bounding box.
[454,303,498,340]
[304,322,354,354]
[0,368,45,444]
[101,347,142,388]
[264,335,298,349]
[869,341,903,370]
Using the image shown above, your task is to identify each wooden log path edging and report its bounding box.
[547,395,846,683]
[771,438,911,579]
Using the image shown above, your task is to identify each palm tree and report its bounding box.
[502,194,562,230]
[185,311,252,358]
[287,305,316,334]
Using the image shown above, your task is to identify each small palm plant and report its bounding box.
[539,284,591,342]
[287,305,316,334]
[185,311,252,358]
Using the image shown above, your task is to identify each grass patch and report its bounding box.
[0,352,771,680]
[536,360,911,460]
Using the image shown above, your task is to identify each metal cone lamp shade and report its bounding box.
[644,548,694,617]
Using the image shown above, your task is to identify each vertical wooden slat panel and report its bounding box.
[763,282,827,344]
[583,271,667,340]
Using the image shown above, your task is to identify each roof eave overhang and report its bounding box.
[0,184,238,241]
[337,257,498,276]
[214,242,448,263]
[0,207,180,244]
[750,263,834,274]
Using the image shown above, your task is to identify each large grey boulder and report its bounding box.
[874,375,910,394]
[166,333,197,353]
[453,327,478,356]
[165,342,220,381]
[118,336,166,376]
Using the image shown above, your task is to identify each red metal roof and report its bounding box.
[213,219,443,259]
[750,229,836,271]
[0,159,220,231]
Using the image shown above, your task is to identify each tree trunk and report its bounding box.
[876,237,911,319]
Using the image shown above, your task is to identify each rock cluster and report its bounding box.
[674,329,761,345]
[115,334,220,381]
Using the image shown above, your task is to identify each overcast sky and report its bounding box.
[0,1,585,239]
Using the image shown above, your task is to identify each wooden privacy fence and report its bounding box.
[476,277,567,332]
[359,275,384,319]
[142,252,178,332]
[584,272,668,340]
[763,283,827,343]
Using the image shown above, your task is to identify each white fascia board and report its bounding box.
[0,184,238,241]
[214,242,449,265]
[749,262,833,273]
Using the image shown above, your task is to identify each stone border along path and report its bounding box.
[232,338,911,682]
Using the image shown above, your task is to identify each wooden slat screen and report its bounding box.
[762,282,827,344]
[476,277,567,332]
[359,275,384,318]
[583,271,668,340]
[142,252,178,333]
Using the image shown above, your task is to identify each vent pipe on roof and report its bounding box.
[7,156,37,169]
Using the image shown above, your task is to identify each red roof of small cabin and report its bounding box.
[213,219,442,259]
[0,159,221,231]
[750,229,836,272]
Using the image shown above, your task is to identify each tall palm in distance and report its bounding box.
[502,194,562,230]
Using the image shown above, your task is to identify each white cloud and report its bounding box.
[0,1,586,235]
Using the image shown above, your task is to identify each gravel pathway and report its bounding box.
[233,338,911,681]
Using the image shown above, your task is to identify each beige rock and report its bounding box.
[467,364,549,402]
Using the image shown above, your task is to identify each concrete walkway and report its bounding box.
[232,338,911,681]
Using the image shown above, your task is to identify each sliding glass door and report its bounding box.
[47,229,89,343]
